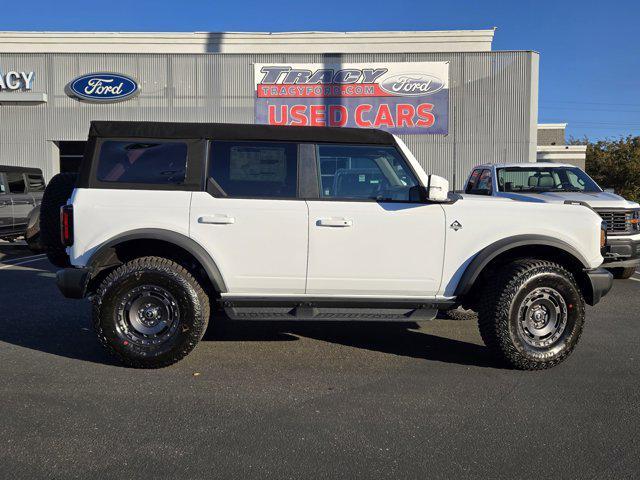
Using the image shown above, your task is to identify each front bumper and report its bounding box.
[56,267,90,299]
[584,268,613,306]
[602,235,640,268]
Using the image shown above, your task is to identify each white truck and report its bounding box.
[464,163,640,279]
[43,121,612,370]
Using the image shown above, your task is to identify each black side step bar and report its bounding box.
[219,296,455,322]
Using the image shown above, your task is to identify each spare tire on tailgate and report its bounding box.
[40,173,78,267]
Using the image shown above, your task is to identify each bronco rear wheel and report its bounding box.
[478,259,585,370]
[93,256,210,368]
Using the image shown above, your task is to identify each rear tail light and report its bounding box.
[61,205,74,247]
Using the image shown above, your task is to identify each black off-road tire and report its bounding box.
[40,172,77,267]
[478,259,585,370]
[25,208,44,253]
[26,231,43,253]
[93,256,210,368]
[609,267,637,280]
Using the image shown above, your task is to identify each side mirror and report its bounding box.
[426,175,450,202]
[409,176,450,202]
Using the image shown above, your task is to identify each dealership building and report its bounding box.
[0,29,539,187]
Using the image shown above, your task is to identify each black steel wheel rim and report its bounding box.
[116,285,180,346]
[517,286,568,349]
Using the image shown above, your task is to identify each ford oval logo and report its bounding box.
[379,73,445,97]
[68,73,140,102]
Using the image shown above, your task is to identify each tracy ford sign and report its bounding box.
[0,71,35,91]
[254,62,450,134]
[67,73,140,102]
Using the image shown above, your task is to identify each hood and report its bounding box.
[500,190,638,208]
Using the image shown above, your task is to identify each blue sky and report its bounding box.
[2,0,639,140]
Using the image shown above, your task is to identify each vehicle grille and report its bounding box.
[595,209,636,234]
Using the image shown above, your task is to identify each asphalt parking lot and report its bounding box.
[0,241,638,479]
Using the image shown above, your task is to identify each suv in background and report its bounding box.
[44,121,611,370]
[464,163,640,279]
[0,166,46,251]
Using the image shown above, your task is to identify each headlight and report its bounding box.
[600,221,607,249]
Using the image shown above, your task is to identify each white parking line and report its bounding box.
[0,256,48,270]
[0,253,46,264]
[630,277,640,283]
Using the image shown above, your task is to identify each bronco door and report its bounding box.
[190,140,308,295]
[306,143,446,297]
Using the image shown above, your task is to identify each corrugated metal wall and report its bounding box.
[0,51,538,187]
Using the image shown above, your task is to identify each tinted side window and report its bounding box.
[27,174,45,192]
[6,172,26,194]
[209,141,298,198]
[477,169,492,193]
[97,141,187,184]
[317,144,418,201]
[467,169,492,195]
[465,169,482,193]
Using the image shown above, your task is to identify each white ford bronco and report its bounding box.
[44,121,612,370]
[464,163,640,279]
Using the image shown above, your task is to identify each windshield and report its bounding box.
[496,166,602,193]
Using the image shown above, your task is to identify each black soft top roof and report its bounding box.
[89,121,396,145]
[0,165,43,175]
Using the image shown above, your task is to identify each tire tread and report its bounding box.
[93,256,210,368]
[478,259,585,370]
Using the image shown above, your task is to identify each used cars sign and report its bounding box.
[67,73,140,102]
[254,62,449,134]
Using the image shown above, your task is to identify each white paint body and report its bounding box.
[69,143,604,300]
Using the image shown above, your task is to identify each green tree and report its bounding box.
[577,136,640,202]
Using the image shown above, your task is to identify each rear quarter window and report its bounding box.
[27,173,45,192]
[97,141,188,185]
[465,169,493,195]
[465,169,482,193]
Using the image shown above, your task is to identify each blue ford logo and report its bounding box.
[379,73,445,97]
[68,73,140,102]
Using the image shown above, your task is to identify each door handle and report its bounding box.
[317,218,353,227]
[198,215,235,225]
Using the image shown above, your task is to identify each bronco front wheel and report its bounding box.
[478,259,585,370]
[93,256,210,368]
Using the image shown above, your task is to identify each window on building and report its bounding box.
[6,172,26,194]
[316,144,418,201]
[97,141,188,184]
[209,141,298,198]
[59,141,87,174]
